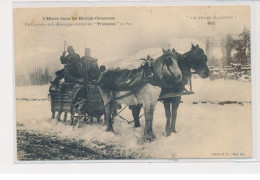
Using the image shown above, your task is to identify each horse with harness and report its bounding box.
[130,44,210,136]
[97,48,182,141]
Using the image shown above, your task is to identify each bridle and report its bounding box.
[144,53,180,87]
[164,56,179,79]
[183,49,195,73]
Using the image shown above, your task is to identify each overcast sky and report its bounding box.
[14,6,250,76]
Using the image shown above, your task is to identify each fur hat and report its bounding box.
[67,46,74,51]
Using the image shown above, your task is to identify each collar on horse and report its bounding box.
[141,56,168,87]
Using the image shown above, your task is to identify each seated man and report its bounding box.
[81,55,100,84]
[51,46,83,87]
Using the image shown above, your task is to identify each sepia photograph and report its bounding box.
[14,6,251,160]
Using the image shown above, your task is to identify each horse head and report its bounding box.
[189,44,209,78]
[155,48,182,82]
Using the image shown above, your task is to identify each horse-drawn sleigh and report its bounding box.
[49,82,104,126]
[49,44,209,141]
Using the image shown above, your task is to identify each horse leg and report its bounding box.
[70,113,74,125]
[99,88,113,131]
[131,105,141,128]
[144,104,156,140]
[78,103,86,122]
[51,110,55,119]
[112,105,117,122]
[163,100,172,136]
[70,108,74,126]
[105,103,113,132]
[56,111,62,122]
[171,96,181,133]
[63,112,67,123]
[103,110,107,124]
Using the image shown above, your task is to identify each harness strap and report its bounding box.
[112,91,135,101]
[134,93,140,104]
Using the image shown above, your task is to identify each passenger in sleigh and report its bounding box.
[80,48,101,84]
[51,46,85,88]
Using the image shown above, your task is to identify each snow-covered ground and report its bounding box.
[15,78,252,159]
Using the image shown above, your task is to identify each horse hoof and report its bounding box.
[171,129,177,133]
[144,134,156,141]
[106,127,114,132]
[166,131,171,136]
[134,124,141,128]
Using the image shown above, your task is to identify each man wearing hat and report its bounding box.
[52,46,83,86]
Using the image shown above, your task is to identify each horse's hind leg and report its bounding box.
[105,104,113,132]
[163,100,172,136]
[51,110,55,119]
[171,96,181,133]
[99,88,114,132]
[131,105,141,128]
[70,108,74,126]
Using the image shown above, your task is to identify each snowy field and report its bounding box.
[15,78,252,160]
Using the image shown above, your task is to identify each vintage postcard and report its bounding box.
[14,6,251,160]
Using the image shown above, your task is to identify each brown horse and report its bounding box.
[97,49,182,140]
[132,44,210,136]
